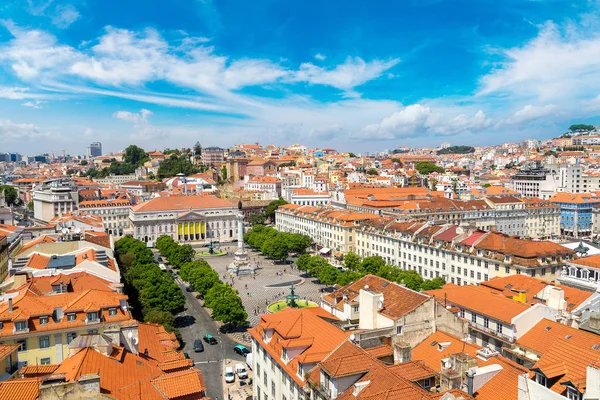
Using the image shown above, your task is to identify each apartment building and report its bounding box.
[93,173,136,186]
[559,254,600,292]
[290,188,330,207]
[244,175,282,197]
[549,192,600,238]
[276,205,377,254]
[248,308,351,400]
[201,146,226,165]
[355,218,573,286]
[320,274,468,346]
[0,235,7,283]
[0,280,134,367]
[511,161,582,199]
[79,198,132,234]
[427,284,556,352]
[32,179,78,223]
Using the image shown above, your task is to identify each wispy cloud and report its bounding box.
[51,4,79,28]
[314,53,326,61]
[21,99,46,108]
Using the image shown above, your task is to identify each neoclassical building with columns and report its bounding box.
[129,194,239,245]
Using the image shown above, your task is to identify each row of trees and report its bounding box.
[155,236,196,268]
[0,185,18,205]
[114,236,186,332]
[156,235,248,327]
[296,252,445,291]
[157,153,205,179]
[244,225,311,263]
[86,145,150,178]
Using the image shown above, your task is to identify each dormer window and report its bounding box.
[108,308,117,316]
[39,316,48,325]
[14,321,27,332]
[535,372,547,387]
[67,313,76,322]
[282,348,287,362]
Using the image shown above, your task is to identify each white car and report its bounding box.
[235,363,248,379]
[225,367,235,383]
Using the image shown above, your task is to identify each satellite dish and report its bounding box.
[74,228,81,234]
[62,228,69,235]
[349,333,356,342]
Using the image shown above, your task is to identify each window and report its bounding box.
[87,311,99,322]
[460,309,465,318]
[271,381,275,397]
[40,357,51,365]
[471,313,477,323]
[496,323,502,334]
[39,316,48,325]
[423,377,432,389]
[535,373,547,387]
[67,332,77,344]
[17,340,27,352]
[67,313,76,322]
[353,305,359,313]
[14,321,27,331]
[484,317,489,328]
[396,325,403,335]
[516,269,521,275]
[567,387,581,400]
[108,308,117,316]
[505,266,510,274]
[39,336,50,349]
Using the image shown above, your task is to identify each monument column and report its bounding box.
[237,213,244,250]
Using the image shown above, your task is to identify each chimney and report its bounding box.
[466,370,475,396]
[8,298,13,313]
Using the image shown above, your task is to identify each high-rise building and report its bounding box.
[87,142,102,158]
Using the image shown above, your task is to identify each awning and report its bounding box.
[320,247,331,254]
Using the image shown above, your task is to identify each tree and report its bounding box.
[287,234,311,254]
[248,212,266,226]
[343,252,361,271]
[319,265,340,285]
[347,152,356,158]
[221,165,228,181]
[307,256,329,278]
[157,154,200,179]
[416,162,444,175]
[391,158,403,167]
[569,124,595,132]
[212,295,248,327]
[123,145,148,166]
[144,310,176,332]
[366,168,379,176]
[265,198,289,221]
[296,254,311,271]
[80,160,88,166]
[27,201,33,211]
[402,271,424,291]
[437,146,475,155]
[358,256,386,275]
[261,235,289,263]
[337,270,364,286]
[193,141,202,155]
[421,277,446,291]
[0,186,18,206]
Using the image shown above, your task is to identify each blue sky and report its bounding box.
[1,0,600,155]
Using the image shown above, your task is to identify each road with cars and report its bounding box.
[171,267,248,399]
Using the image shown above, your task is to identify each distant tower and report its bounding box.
[87,142,102,158]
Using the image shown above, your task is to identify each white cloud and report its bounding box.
[362,104,490,140]
[0,119,47,140]
[502,104,557,125]
[479,21,600,103]
[83,128,94,136]
[0,86,30,99]
[113,108,153,124]
[293,57,400,92]
[21,99,46,109]
[51,4,80,28]
[314,53,326,61]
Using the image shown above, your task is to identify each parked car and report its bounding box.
[235,363,248,379]
[196,293,203,299]
[193,339,204,352]
[185,286,193,292]
[203,334,217,345]
[225,367,235,383]
[233,345,250,356]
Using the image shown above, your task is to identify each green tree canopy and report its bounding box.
[318,265,340,285]
[0,185,18,206]
[343,252,361,271]
[415,162,445,175]
[157,154,201,179]
[265,198,289,221]
[366,168,379,175]
[437,146,475,155]
[357,256,386,275]
[123,145,149,166]
[569,124,595,132]
[248,212,266,226]
[296,254,311,271]
[347,152,356,158]
[80,160,88,166]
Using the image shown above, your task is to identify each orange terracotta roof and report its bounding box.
[20,364,59,376]
[427,284,530,324]
[517,318,600,356]
[132,194,234,212]
[0,344,18,361]
[0,379,39,400]
[152,368,206,398]
[387,360,437,381]
[248,308,351,388]
[533,337,600,394]
[17,236,58,255]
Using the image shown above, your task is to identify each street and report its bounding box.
[173,270,247,400]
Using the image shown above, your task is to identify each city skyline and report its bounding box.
[2,0,600,154]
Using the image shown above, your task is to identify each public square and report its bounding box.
[198,243,328,327]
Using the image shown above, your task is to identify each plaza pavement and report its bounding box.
[200,244,327,328]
